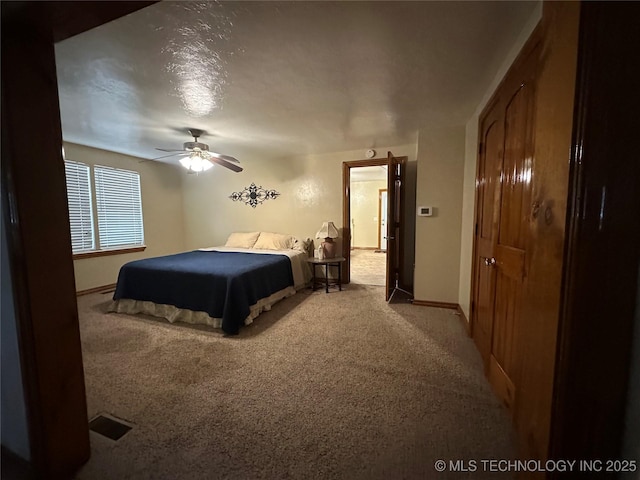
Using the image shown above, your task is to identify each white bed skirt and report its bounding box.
[108,285,297,329]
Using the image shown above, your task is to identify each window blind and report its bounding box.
[64,160,95,253]
[94,165,144,249]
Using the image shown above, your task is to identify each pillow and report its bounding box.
[224,232,260,249]
[253,232,295,250]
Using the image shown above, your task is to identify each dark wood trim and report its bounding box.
[2,7,90,476]
[50,1,156,42]
[412,300,459,310]
[73,245,146,260]
[344,158,389,169]
[343,157,389,285]
[550,1,640,470]
[343,157,408,293]
[1,2,157,477]
[342,163,351,283]
[76,283,117,296]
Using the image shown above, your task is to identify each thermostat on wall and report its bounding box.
[418,206,433,217]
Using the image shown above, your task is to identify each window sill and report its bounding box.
[73,246,146,260]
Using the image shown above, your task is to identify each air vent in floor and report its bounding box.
[89,414,133,441]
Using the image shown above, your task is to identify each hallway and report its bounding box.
[350,249,386,286]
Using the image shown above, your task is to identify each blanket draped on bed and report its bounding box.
[113,250,293,334]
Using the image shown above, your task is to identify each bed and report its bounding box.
[108,232,312,334]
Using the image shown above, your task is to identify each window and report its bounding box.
[64,161,144,255]
[94,165,144,249]
[64,160,95,253]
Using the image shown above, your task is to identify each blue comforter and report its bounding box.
[113,250,294,334]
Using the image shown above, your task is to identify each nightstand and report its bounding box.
[306,257,345,293]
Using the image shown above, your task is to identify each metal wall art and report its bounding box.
[229,183,280,208]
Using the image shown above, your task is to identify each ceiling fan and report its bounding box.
[154,129,242,173]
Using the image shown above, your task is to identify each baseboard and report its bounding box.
[351,247,379,250]
[412,299,459,310]
[413,300,471,334]
[456,305,471,335]
[76,283,117,296]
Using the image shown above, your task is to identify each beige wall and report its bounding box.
[458,4,543,319]
[413,127,465,304]
[351,180,386,249]
[64,143,186,292]
[181,143,416,257]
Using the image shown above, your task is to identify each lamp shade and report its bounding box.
[316,221,339,239]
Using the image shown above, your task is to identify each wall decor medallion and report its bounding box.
[229,183,280,208]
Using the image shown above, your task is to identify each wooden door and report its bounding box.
[385,152,405,300]
[471,99,504,367]
[472,39,540,412]
[489,43,538,411]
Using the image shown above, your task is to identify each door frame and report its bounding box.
[549,0,640,467]
[1,2,155,477]
[342,157,406,286]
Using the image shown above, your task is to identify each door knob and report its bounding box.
[484,257,496,267]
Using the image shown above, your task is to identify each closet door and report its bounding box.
[472,35,540,413]
[488,41,539,412]
[471,99,504,367]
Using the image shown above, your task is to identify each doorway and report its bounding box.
[342,154,407,300]
[349,166,387,286]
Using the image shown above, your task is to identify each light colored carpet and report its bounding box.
[75,285,515,480]
[350,249,386,286]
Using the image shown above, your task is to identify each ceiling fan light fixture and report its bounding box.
[179,154,213,173]
[155,128,241,173]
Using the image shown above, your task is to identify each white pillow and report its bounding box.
[224,232,260,249]
[253,232,295,250]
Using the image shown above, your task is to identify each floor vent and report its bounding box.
[89,414,133,441]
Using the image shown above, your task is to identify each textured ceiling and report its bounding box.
[55,1,538,164]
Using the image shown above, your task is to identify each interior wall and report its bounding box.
[350,179,386,249]
[458,3,543,319]
[1,188,31,461]
[181,144,416,260]
[64,143,186,292]
[413,126,465,304]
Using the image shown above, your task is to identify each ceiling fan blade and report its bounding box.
[208,151,240,163]
[209,155,243,173]
[155,148,184,152]
[151,152,189,160]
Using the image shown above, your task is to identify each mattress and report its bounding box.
[109,248,311,334]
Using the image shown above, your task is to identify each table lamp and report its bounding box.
[316,221,339,258]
